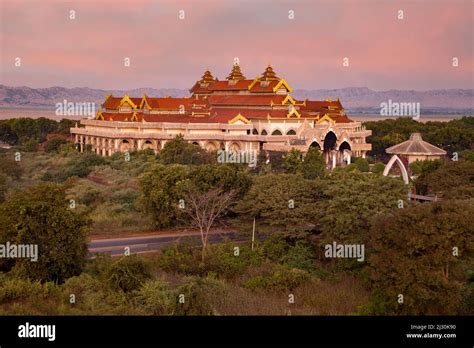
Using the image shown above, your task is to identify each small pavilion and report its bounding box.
[385,133,446,164]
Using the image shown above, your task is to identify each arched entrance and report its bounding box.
[143,140,154,150]
[229,142,242,152]
[205,141,218,152]
[383,155,409,184]
[323,131,337,151]
[309,141,321,150]
[323,131,337,168]
[339,141,352,165]
[120,139,131,152]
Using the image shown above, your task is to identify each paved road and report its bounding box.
[88,230,240,257]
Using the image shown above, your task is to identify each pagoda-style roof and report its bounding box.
[386,133,447,156]
[199,69,215,84]
[97,64,356,125]
[261,64,279,81]
[226,64,246,80]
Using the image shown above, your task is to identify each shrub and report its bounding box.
[173,277,223,315]
[44,138,68,153]
[21,138,38,152]
[110,188,140,208]
[0,277,44,303]
[0,156,23,179]
[372,162,385,175]
[204,242,262,279]
[105,256,152,292]
[258,233,289,263]
[62,273,104,298]
[134,280,173,315]
[0,173,7,203]
[244,264,311,291]
[77,188,103,206]
[158,240,205,275]
[283,240,316,272]
[354,158,370,172]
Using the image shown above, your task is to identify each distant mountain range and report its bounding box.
[0,85,472,114]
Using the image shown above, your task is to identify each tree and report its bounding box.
[302,148,326,179]
[159,135,214,165]
[188,164,251,196]
[178,185,235,261]
[414,160,474,198]
[0,120,18,145]
[0,183,90,282]
[235,174,327,238]
[367,200,474,315]
[140,164,251,229]
[283,149,302,174]
[409,159,442,176]
[354,157,370,172]
[140,164,189,228]
[319,171,407,244]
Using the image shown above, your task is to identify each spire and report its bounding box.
[261,64,279,81]
[226,63,246,80]
[199,69,215,84]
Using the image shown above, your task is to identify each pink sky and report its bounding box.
[1,0,473,90]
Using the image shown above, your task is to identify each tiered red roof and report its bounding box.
[208,95,288,106]
[97,64,352,124]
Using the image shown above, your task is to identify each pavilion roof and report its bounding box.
[386,133,447,156]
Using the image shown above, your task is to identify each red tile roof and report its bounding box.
[208,95,287,106]
[102,97,122,109]
[144,97,193,110]
[248,79,280,92]
[300,99,344,111]
[209,80,253,91]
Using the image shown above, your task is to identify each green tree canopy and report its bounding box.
[159,135,214,165]
[0,183,91,282]
[235,174,327,238]
[283,149,302,174]
[367,200,474,315]
[319,172,407,244]
[302,148,326,179]
[414,160,474,199]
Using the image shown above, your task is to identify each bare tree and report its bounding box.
[178,186,235,261]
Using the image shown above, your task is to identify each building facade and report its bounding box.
[70,64,372,168]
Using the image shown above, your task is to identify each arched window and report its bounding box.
[271,129,282,135]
